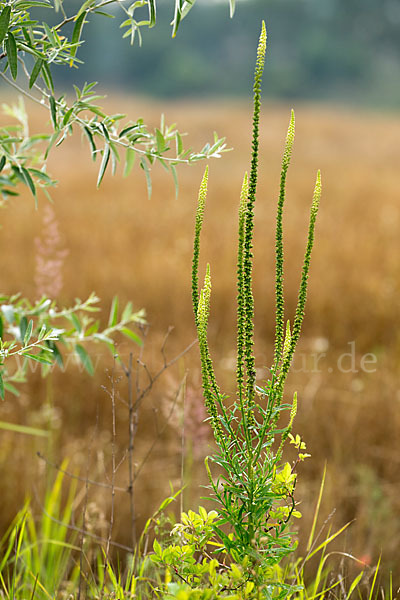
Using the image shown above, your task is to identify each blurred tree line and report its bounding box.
[24,0,400,107]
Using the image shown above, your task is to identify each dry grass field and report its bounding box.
[1,95,400,580]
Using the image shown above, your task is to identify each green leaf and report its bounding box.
[61,106,74,127]
[49,95,58,129]
[97,143,110,187]
[108,296,119,327]
[153,538,162,557]
[77,0,96,19]
[22,352,53,365]
[172,0,182,38]
[0,155,5,173]
[28,168,54,185]
[155,128,166,153]
[347,571,365,600]
[140,157,152,198]
[24,320,33,346]
[71,11,86,59]
[4,382,19,397]
[6,32,18,80]
[83,126,97,160]
[92,332,114,344]
[0,5,11,45]
[170,163,178,198]
[41,61,54,92]
[121,301,133,322]
[29,57,43,88]
[42,21,57,45]
[46,340,63,368]
[121,327,142,346]
[1,304,14,324]
[123,147,136,177]
[85,320,100,336]
[0,374,4,401]
[148,0,156,27]
[75,344,94,376]
[175,131,183,156]
[0,420,49,437]
[109,141,119,175]
[21,167,36,196]
[68,312,82,333]
[19,316,28,342]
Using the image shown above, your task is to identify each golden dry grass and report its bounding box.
[1,95,400,578]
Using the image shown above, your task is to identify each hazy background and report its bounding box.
[1,0,400,584]
[45,0,400,108]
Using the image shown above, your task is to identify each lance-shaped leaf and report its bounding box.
[6,32,18,80]
[29,58,43,88]
[75,344,94,376]
[0,5,11,45]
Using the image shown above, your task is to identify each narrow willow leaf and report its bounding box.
[1,304,14,324]
[21,167,36,196]
[172,0,183,37]
[46,340,63,368]
[229,0,235,17]
[173,0,196,36]
[28,168,53,185]
[155,128,166,153]
[42,21,57,45]
[148,0,156,27]
[62,106,74,127]
[0,5,11,45]
[109,141,119,175]
[24,320,33,346]
[170,163,178,198]
[121,301,133,321]
[108,296,119,327]
[19,316,28,343]
[97,143,110,187]
[93,10,114,18]
[41,61,54,92]
[37,323,48,341]
[92,332,114,344]
[49,95,57,129]
[29,57,43,88]
[0,156,5,172]
[140,157,152,198]
[77,0,96,19]
[75,344,94,376]
[22,352,53,365]
[0,374,4,401]
[85,320,100,336]
[121,327,142,346]
[83,126,96,160]
[4,381,19,396]
[175,131,183,155]
[6,32,18,80]
[71,11,86,60]
[67,312,81,333]
[0,420,49,437]
[123,147,136,177]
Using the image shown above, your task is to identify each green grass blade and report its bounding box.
[307,462,327,552]
[368,555,381,600]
